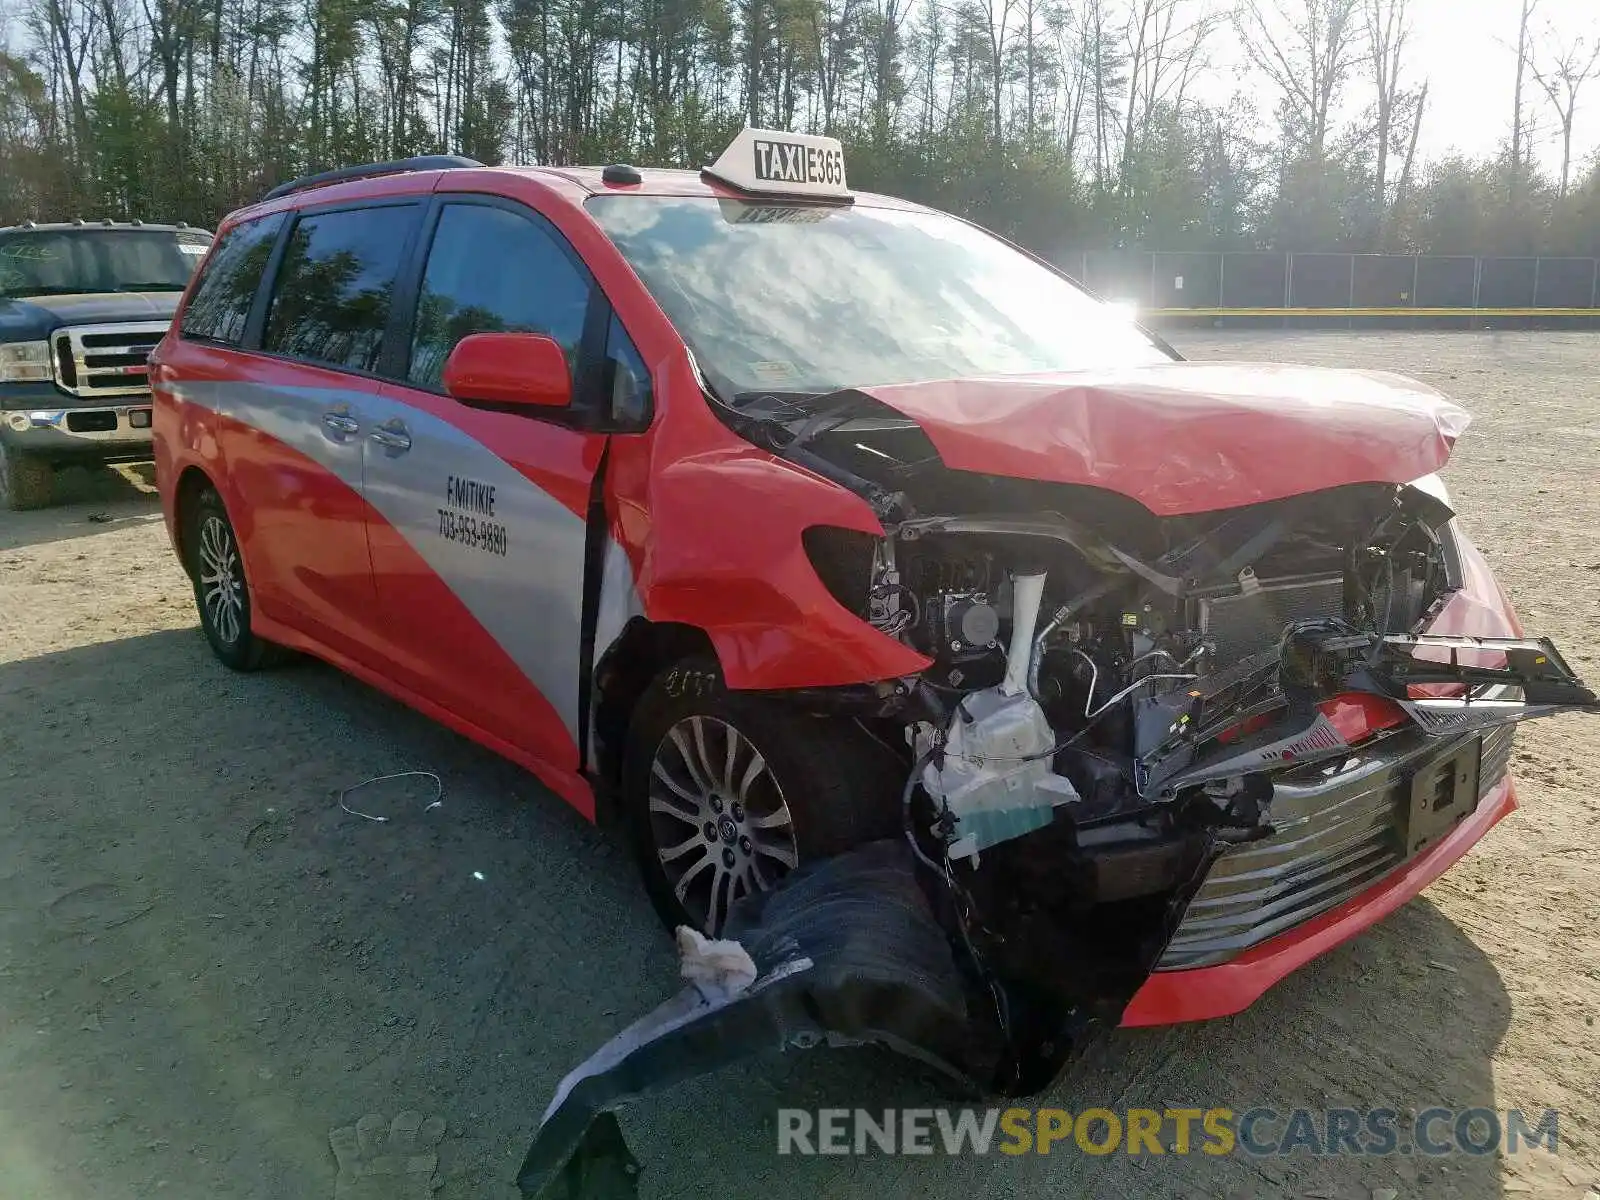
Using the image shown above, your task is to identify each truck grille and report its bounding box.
[1157,725,1515,970]
[51,321,168,398]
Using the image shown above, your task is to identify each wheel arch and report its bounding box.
[590,617,720,825]
[171,464,221,579]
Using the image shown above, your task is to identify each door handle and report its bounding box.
[369,419,412,454]
[321,410,360,439]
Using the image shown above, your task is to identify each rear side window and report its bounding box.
[263,205,417,373]
[407,203,591,390]
[180,213,283,345]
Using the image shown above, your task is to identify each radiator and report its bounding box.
[1194,573,1346,661]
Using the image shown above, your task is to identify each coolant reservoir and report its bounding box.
[923,687,1079,861]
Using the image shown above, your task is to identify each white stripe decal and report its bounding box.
[173,379,642,748]
[588,534,646,770]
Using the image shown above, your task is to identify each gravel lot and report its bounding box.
[1,331,1597,1200]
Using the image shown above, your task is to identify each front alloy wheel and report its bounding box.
[622,657,904,937]
[647,715,799,934]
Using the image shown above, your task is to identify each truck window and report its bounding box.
[0,228,211,299]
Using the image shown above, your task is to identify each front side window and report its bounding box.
[587,196,1169,396]
[181,213,284,345]
[0,228,211,299]
[407,202,591,391]
[263,205,418,373]
[605,313,651,429]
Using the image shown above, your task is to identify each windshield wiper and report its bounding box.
[727,389,833,416]
[113,282,187,292]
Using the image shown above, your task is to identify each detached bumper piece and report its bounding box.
[1373,633,1600,730]
[1135,627,1596,799]
[516,841,981,1200]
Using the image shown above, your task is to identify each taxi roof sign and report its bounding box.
[703,128,851,201]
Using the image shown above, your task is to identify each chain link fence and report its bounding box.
[1060,252,1600,326]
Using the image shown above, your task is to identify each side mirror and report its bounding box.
[441,332,571,410]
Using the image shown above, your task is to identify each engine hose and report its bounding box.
[1025,575,1121,703]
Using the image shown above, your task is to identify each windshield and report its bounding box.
[587,195,1168,395]
[0,228,212,298]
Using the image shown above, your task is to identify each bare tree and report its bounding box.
[1526,22,1600,198]
[3,0,1600,259]
[1073,0,1122,191]
[1118,0,1217,193]
[1238,0,1361,161]
[959,0,1019,142]
[1015,0,1056,142]
[1363,0,1413,228]
[1047,1,1089,160]
[1509,0,1534,199]
[28,0,98,169]
[807,0,864,132]
[1386,77,1426,239]
[863,0,905,144]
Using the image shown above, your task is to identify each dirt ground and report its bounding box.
[1,331,1597,1200]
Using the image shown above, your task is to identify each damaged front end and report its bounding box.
[521,383,1596,1197]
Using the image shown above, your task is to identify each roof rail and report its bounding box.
[260,155,484,203]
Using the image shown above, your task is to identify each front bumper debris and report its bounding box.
[519,787,1525,1199]
[516,841,983,1199]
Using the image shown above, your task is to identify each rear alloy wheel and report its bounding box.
[622,656,903,936]
[0,445,56,511]
[184,488,286,671]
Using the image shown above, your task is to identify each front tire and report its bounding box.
[183,488,285,670]
[0,445,55,510]
[622,657,903,935]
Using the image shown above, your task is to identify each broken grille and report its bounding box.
[1157,725,1514,970]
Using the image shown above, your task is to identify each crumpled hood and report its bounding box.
[859,361,1471,515]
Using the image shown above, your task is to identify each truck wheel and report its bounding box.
[0,446,55,510]
[621,656,903,935]
[183,488,286,671]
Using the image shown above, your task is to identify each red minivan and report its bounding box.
[151,131,1594,1102]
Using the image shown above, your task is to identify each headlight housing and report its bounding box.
[801,525,879,618]
[0,340,52,384]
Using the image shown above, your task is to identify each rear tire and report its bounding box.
[621,656,903,935]
[0,445,55,510]
[183,488,287,671]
